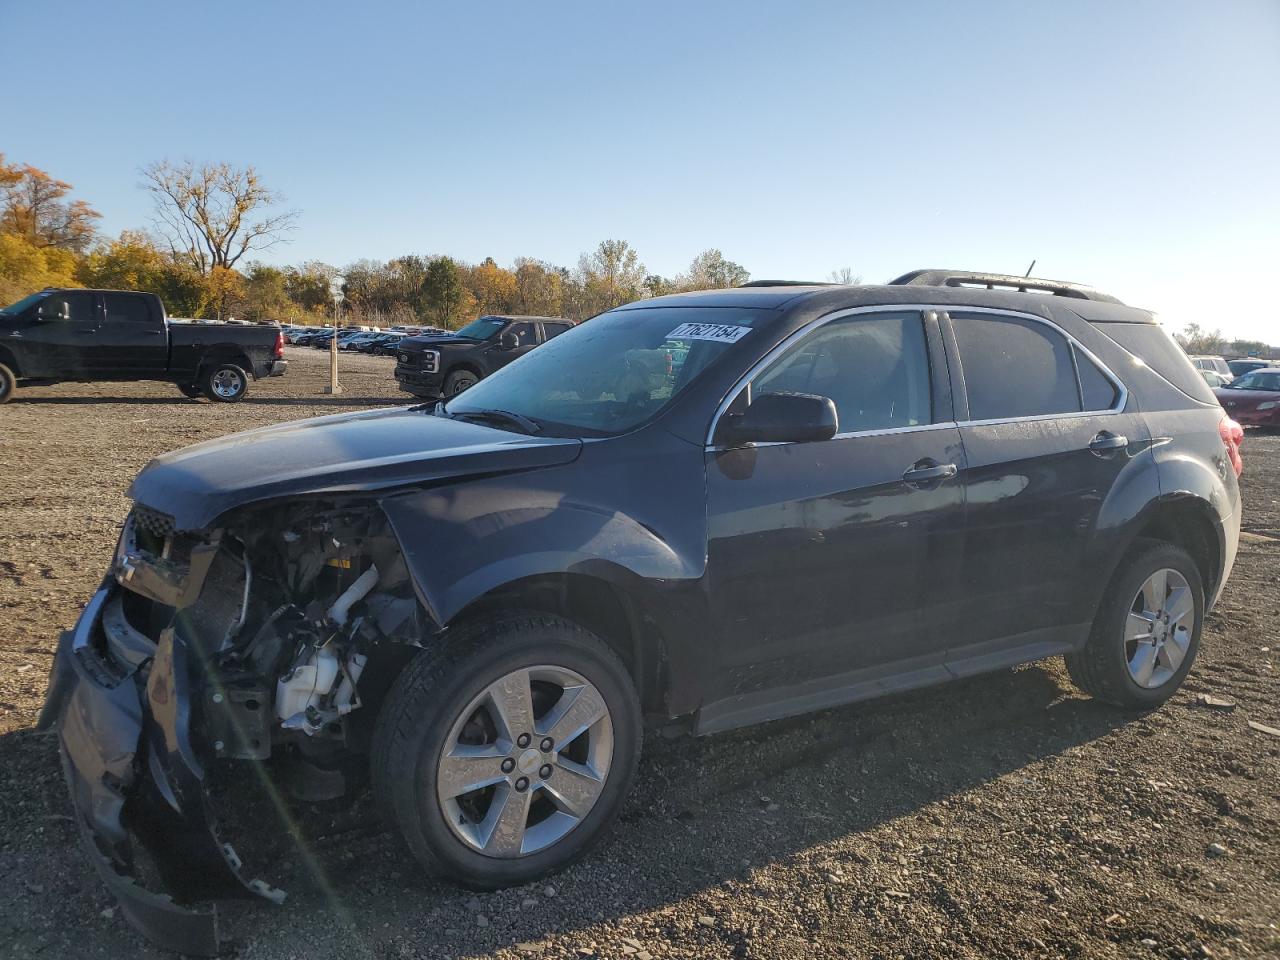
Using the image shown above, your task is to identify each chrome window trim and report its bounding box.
[704,303,1129,449]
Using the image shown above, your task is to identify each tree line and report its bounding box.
[1172,322,1273,360]
[0,153,813,328]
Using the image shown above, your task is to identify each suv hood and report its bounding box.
[129,407,582,531]
[399,335,484,351]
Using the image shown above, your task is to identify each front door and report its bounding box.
[943,310,1149,660]
[487,321,539,372]
[20,291,102,378]
[704,309,965,709]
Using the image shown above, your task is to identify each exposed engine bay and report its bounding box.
[41,497,431,954]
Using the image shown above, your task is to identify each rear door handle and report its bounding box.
[902,459,958,487]
[1088,431,1128,454]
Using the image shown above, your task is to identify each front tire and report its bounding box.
[201,362,249,403]
[1065,539,1204,709]
[371,614,641,889]
[0,363,16,404]
[444,369,479,396]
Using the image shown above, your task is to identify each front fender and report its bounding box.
[379,482,700,628]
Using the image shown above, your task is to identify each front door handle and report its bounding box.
[902,459,958,488]
[1088,431,1128,455]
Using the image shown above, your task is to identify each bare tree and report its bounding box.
[142,160,298,275]
[828,267,861,285]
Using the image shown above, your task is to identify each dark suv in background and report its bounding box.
[42,270,1242,954]
[395,314,574,398]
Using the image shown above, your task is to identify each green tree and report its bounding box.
[682,249,749,289]
[1174,322,1226,355]
[513,258,564,316]
[423,256,472,327]
[575,239,645,316]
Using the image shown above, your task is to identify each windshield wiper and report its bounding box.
[449,408,543,434]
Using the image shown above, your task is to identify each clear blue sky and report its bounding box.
[2,0,1277,340]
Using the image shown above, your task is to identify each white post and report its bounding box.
[324,275,345,395]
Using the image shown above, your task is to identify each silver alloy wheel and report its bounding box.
[211,368,244,399]
[436,665,614,858]
[1125,567,1195,688]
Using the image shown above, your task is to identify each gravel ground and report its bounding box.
[1,349,1277,960]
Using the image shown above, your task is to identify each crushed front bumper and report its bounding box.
[39,583,283,956]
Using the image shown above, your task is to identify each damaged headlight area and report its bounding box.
[40,497,428,955]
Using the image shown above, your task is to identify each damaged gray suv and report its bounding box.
[41,270,1243,953]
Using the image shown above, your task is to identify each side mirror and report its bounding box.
[722,391,838,445]
[36,300,70,322]
[499,331,519,350]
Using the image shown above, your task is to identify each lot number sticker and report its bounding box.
[666,322,751,344]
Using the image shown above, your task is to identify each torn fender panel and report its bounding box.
[127,405,582,531]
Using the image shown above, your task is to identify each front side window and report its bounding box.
[104,293,152,324]
[60,292,97,324]
[446,306,770,435]
[507,322,537,347]
[953,314,1081,420]
[752,311,932,433]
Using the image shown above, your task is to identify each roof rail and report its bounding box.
[888,269,1122,304]
[738,280,835,288]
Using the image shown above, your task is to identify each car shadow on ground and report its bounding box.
[169,660,1138,954]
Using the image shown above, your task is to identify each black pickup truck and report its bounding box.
[0,288,286,403]
[395,314,574,398]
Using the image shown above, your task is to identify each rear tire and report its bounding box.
[1065,539,1204,709]
[371,613,641,889]
[200,362,249,403]
[0,363,15,404]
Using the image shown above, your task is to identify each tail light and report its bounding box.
[1219,414,1244,477]
[273,331,285,359]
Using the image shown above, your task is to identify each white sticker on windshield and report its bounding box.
[665,322,751,344]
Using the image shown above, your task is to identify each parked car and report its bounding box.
[361,332,404,354]
[339,331,383,351]
[1227,357,1277,378]
[395,314,575,398]
[1189,355,1232,378]
[41,268,1242,954]
[1214,367,1280,428]
[0,288,286,403]
[1199,369,1231,388]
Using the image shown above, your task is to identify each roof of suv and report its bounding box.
[617,269,1155,324]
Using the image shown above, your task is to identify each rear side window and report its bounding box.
[952,314,1080,420]
[543,322,572,340]
[1075,346,1120,411]
[104,293,152,324]
[1095,322,1217,404]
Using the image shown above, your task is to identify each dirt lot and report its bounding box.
[1,349,1277,960]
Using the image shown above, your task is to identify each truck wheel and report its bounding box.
[0,363,15,404]
[371,613,641,889]
[177,382,204,400]
[201,363,249,403]
[444,370,479,396]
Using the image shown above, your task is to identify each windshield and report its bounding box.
[454,316,508,340]
[1231,370,1280,391]
[0,291,48,315]
[445,306,769,436]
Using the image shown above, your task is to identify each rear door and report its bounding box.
[942,309,1146,664]
[704,309,966,705]
[101,293,168,378]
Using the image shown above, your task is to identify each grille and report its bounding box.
[133,504,176,539]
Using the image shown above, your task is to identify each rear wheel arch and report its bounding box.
[199,349,254,379]
[1128,495,1223,601]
